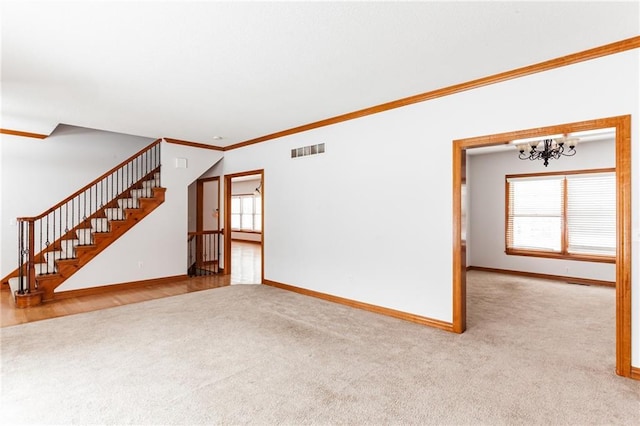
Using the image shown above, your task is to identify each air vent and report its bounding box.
[291,143,325,158]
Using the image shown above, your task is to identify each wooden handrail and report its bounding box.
[17,139,161,221]
[188,230,222,242]
[188,230,222,236]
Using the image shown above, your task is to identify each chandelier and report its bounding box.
[515,135,578,167]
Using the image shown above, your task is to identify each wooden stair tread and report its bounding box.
[56,258,79,265]
[35,273,62,281]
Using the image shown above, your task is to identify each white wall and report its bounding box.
[187,181,197,233]
[231,179,260,194]
[220,49,639,366]
[55,141,223,291]
[468,139,616,281]
[0,125,154,276]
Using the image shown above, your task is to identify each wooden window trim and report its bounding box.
[504,248,615,263]
[505,167,616,263]
[506,167,615,179]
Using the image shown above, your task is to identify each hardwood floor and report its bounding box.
[1,275,230,328]
[1,242,262,328]
[231,240,262,284]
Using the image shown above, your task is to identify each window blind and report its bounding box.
[507,177,563,252]
[566,173,615,256]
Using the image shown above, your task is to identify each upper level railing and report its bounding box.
[188,230,222,276]
[16,140,162,294]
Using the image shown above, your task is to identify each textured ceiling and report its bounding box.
[1,1,639,147]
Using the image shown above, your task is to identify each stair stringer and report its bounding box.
[37,187,166,300]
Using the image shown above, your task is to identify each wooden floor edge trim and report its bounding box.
[0,128,49,139]
[53,275,189,300]
[164,137,225,151]
[263,279,453,332]
[467,266,615,288]
[225,36,640,151]
[630,367,640,381]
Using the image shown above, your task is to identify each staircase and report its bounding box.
[2,140,165,307]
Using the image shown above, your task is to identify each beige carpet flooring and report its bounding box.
[1,271,639,425]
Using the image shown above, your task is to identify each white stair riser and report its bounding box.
[45,251,65,267]
[118,198,139,209]
[34,263,55,275]
[142,179,159,189]
[76,229,93,245]
[60,240,78,257]
[91,218,109,232]
[105,208,125,220]
[131,188,153,199]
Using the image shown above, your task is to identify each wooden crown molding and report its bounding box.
[3,37,638,151]
[164,137,225,151]
[225,35,640,151]
[0,128,48,139]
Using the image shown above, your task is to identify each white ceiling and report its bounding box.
[1,1,638,147]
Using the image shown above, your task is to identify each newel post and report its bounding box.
[26,219,36,293]
[14,218,43,308]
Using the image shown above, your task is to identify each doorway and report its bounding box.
[224,170,264,284]
[452,115,632,378]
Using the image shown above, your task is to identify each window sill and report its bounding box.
[505,249,615,264]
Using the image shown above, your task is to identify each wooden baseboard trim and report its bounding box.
[53,275,188,300]
[467,266,615,288]
[263,279,453,332]
[630,367,640,381]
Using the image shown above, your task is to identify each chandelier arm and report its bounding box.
[515,137,577,167]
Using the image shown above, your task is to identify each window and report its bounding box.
[506,169,615,262]
[231,194,262,232]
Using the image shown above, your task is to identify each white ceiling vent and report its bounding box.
[291,143,325,159]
